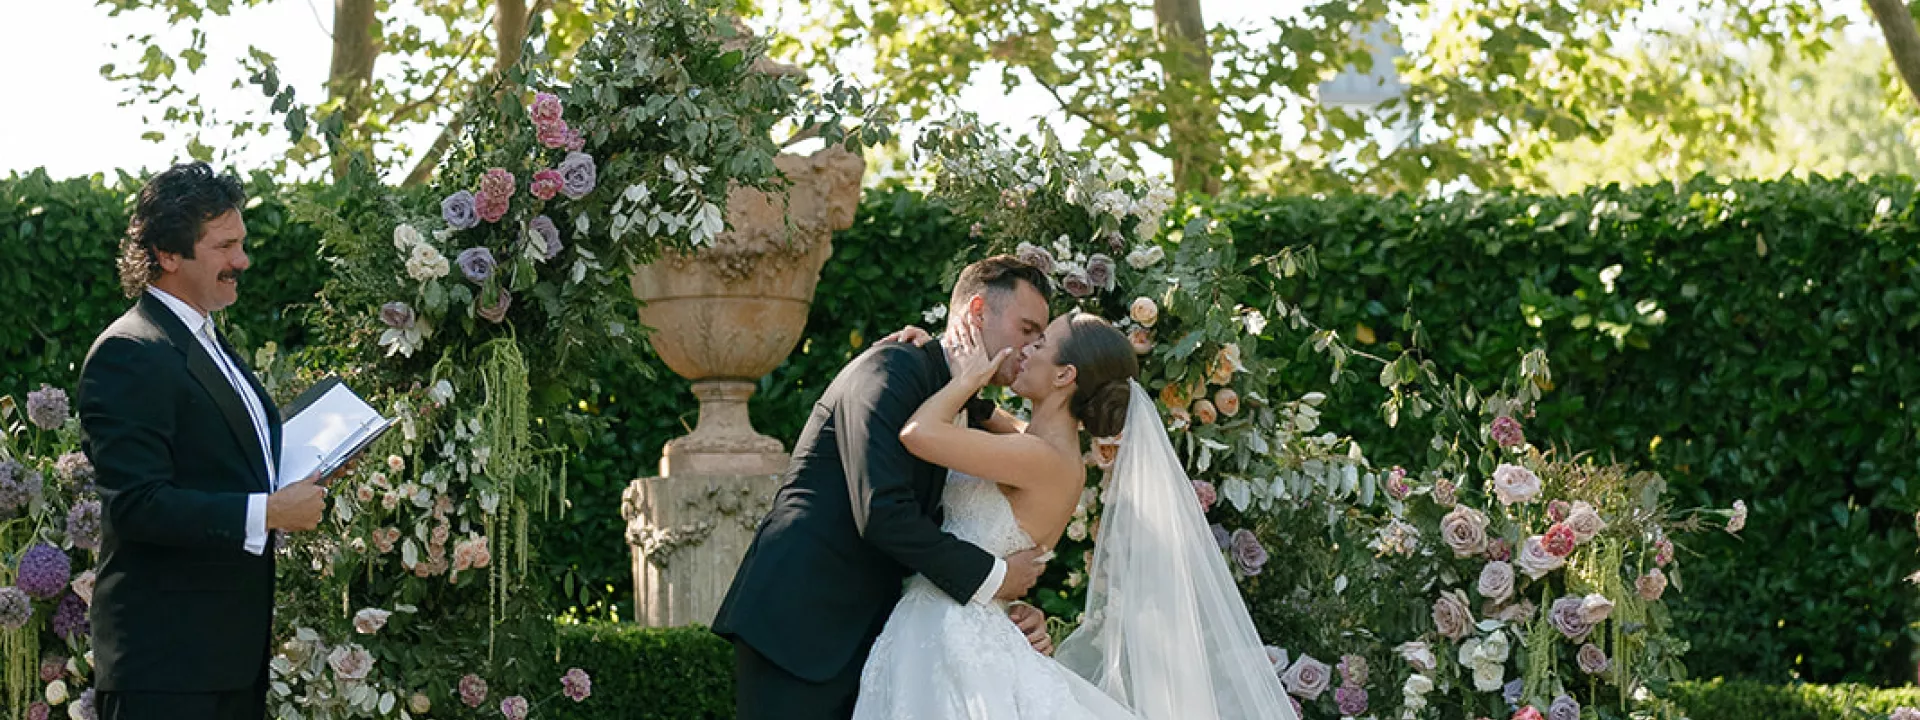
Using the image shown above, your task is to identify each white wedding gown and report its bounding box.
[852,471,1139,720]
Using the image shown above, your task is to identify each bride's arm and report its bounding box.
[978,405,1028,434]
[900,318,1068,489]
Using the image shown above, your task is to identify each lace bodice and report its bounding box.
[939,470,1035,558]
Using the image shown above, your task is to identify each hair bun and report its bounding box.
[1078,379,1133,438]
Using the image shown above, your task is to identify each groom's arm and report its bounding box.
[842,346,1002,604]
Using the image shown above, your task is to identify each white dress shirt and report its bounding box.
[147,287,275,555]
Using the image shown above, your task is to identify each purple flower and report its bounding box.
[1061,270,1094,298]
[558,152,597,200]
[380,302,416,330]
[528,215,562,261]
[500,695,529,720]
[1229,528,1268,576]
[39,654,66,683]
[67,500,102,551]
[73,690,96,720]
[0,587,30,629]
[561,667,592,702]
[16,544,70,599]
[456,247,497,284]
[458,674,488,708]
[0,460,41,515]
[1211,523,1231,550]
[477,290,512,324]
[1014,242,1055,275]
[1550,596,1594,642]
[1547,694,1580,720]
[55,452,93,488]
[26,384,69,430]
[26,702,48,720]
[441,190,480,230]
[1577,643,1611,674]
[51,592,88,640]
[1336,686,1369,716]
[1503,678,1525,706]
[1085,254,1116,290]
[1490,415,1525,448]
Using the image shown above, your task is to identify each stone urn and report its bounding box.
[622,144,865,627]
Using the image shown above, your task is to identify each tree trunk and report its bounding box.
[1867,0,1920,108]
[404,0,544,187]
[1153,0,1222,195]
[327,0,381,181]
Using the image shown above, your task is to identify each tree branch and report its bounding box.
[1024,69,1131,146]
[402,0,554,187]
[1866,0,1920,108]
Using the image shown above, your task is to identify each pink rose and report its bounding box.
[1490,415,1525,448]
[501,696,529,720]
[1566,501,1606,542]
[1129,297,1159,327]
[1192,481,1217,513]
[1128,327,1152,355]
[1654,537,1674,566]
[1432,589,1474,641]
[1542,523,1577,558]
[1386,467,1411,500]
[1513,708,1544,720]
[531,169,563,200]
[538,120,575,150]
[1477,561,1515,603]
[353,607,392,635]
[478,289,512,324]
[327,644,375,681]
[459,674,488,708]
[530,92,564,126]
[1637,569,1668,601]
[479,168,516,201]
[1548,500,1571,523]
[477,192,510,223]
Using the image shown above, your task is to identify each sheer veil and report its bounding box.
[1054,380,1299,720]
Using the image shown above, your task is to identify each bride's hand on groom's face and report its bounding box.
[879,325,934,346]
[951,315,1012,389]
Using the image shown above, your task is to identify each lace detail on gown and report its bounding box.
[852,472,1138,720]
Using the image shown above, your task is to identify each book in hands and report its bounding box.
[277,376,393,490]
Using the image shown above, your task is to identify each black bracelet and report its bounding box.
[965,397,997,427]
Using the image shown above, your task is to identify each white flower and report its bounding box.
[1242,309,1268,335]
[429,379,456,405]
[1471,660,1506,692]
[1066,518,1088,542]
[1404,674,1434,696]
[393,223,424,252]
[922,304,948,325]
[46,678,68,705]
[1579,593,1615,624]
[1514,535,1567,579]
[406,243,450,282]
[380,327,424,358]
[691,201,725,246]
[1265,646,1290,673]
[1727,499,1748,533]
[354,607,393,635]
[328,644,375,681]
[1395,641,1437,672]
[1130,297,1159,327]
[1491,463,1542,505]
[1126,245,1165,269]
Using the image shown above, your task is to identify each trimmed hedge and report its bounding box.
[552,624,733,719]
[1219,175,1920,684]
[1671,679,1920,720]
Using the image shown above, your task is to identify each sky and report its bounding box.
[0,0,1875,181]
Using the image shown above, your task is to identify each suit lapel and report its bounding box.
[216,330,283,475]
[137,294,273,491]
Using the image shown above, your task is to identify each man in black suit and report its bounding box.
[714,255,1058,720]
[77,162,333,720]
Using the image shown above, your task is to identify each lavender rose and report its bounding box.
[1229,528,1268,576]
[26,384,69,430]
[557,151,597,199]
[1015,242,1056,274]
[1577,643,1611,674]
[1440,505,1490,558]
[1478,560,1516,603]
[1085,253,1116,290]
[1281,654,1331,700]
[1514,535,1566,579]
[379,301,416,330]
[1550,596,1594,642]
[456,247,497,283]
[0,587,30,630]
[1548,694,1580,720]
[16,544,70,599]
[1432,589,1474,641]
[528,215,563,261]
[1502,679,1526,706]
[441,190,480,230]
[1336,686,1369,716]
[66,500,101,551]
[1061,270,1094,298]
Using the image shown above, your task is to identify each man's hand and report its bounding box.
[319,456,362,488]
[995,547,1048,601]
[879,325,935,347]
[1009,603,1052,655]
[266,476,327,532]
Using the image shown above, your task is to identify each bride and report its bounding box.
[853,310,1299,720]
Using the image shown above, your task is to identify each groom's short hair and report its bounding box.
[950,254,1053,312]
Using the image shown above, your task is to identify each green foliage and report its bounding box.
[0,168,328,392]
[550,624,734,720]
[1671,679,1920,720]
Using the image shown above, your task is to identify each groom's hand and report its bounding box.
[1009,604,1053,655]
[995,548,1048,601]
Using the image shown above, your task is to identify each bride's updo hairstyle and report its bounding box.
[1056,312,1139,437]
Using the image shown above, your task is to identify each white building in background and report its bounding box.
[1314,20,1420,171]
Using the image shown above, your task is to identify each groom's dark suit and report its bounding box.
[77,292,282,719]
[714,339,998,719]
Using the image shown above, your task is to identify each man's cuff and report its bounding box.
[970,557,1008,605]
[244,493,268,555]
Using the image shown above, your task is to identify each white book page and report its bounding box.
[277,383,384,489]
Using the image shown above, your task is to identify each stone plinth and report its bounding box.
[622,472,781,628]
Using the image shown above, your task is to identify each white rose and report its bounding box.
[1566,500,1606,542]
[1471,661,1506,692]
[1126,245,1165,269]
[1395,641,1437,672]
[353,607,393,635]
[1579,593,1616,624]
[1514,535,1567,579]
[393,223,424,251]
[407,243,450,282]
[46,679,68,705]
[1404,674,1434,696]
[1477,560,1516,603]
[1478,629,1511,664]
[1130,297,1159,327]
[1491,463,1542,505]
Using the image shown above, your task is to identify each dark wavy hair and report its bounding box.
[1055,311,1139,437]
[117,162,247,297]
[949,254,1054,312]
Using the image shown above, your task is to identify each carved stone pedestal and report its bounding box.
[622,473,780,628]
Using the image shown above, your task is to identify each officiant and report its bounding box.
[76,161,358,720]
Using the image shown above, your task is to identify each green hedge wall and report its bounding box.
[1219,176,1920,685]
[7,169,1918,686]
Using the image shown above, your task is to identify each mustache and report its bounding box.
[219,269,243,282]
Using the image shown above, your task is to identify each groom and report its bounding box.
[78,162,337,720]
[714,255,1057,719]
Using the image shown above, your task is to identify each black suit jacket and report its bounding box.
[77,293,282,693]
[713,340,996,682]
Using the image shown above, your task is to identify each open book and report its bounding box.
[277,376,393,488]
